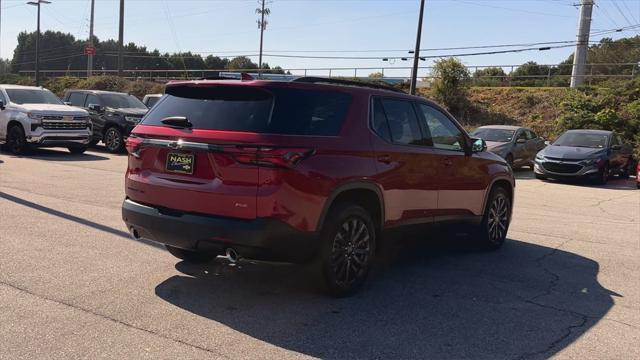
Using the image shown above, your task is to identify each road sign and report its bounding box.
[84,46,96,56]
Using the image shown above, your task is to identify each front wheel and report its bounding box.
[103,127,124,153]
[478,187,511,249]
[596,164,609,185]
[6,125,29,155]
[165,245,216,264]
[316,204,376,297]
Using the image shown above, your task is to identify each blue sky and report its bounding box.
[0,0,638,77]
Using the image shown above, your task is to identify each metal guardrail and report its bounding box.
[17,63,639,86]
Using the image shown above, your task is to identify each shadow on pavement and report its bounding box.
[0,191,163,250]
[514,168,637,190]
[155,234,617,359]
[5,148,110,161]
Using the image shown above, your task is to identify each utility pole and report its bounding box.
[410,0,425,95]
[27,0,51,86]
[256,0,270,75]
[117,0,124,76]
[570,0,593,88]
[87,0,95,77]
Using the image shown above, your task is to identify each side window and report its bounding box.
[516,130,527,141]
[380,99,423,146]
[84,94,100,107]
[612,135,622,146]
[0,90,6,104]
[418,104,465,151]
[526,130,537,140]
[67,92,86,107]
[371,98,391,142]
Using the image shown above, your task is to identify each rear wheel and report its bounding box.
[165,245,216,263]
[316,204,376,297]
[478,187,511,249]
[103,126,124,153]
[6,124,29,155]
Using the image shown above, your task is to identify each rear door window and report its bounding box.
[142,85,351,136]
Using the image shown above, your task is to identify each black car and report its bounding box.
[534,129,634,185]
[63,90,148,153]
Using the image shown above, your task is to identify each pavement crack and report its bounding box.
[0,280,227,359]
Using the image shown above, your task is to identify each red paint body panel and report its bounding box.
[125,80,514,236]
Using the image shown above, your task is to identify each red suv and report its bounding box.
[122,77,514,296]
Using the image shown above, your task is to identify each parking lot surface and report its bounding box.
[1,148,639,359]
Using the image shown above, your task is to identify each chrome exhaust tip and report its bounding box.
[225,248,240,263]
[129,227,140,240]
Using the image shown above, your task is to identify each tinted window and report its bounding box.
[85,94,100,107]
[516,131,527,141]
[371,98,391,142]
[67,92,86,107]
[612,135,622,146]
[100,93,147,109]
[380,99,423,145]
[142,86,351,136]
[419,104,465,151]
[0,91,6,104]
[526,130,537,140]
[146,96,160,108]
[6,89,62,105]
[554,132,608,148]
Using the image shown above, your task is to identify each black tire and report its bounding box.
[478,186,511,250]
[619,160,632,179]
[68,145,88,154]
[165,245,216,264]
[6,124,29,155]
[103,126,124,153]
[315,204,376,297]
[596,164,609,185]
[505,154,514,169]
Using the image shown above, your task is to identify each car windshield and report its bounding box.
[6,89,63,105]
[100,94,147,109]
[472,128,515,143]
[553,132,608,148]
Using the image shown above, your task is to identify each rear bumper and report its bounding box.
[121,199,320,263]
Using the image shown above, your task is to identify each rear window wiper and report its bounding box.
[161,116,193,128]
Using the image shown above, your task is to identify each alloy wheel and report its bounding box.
[104,128,121,152]
[487,193,509,244]
[330,217,372,287]
[8,127,25,154]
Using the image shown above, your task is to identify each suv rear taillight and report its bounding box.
[126,136,144,158]
[232,147,314,168]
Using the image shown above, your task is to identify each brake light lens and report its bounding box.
[126,136,144,158]
[231,146,314,168]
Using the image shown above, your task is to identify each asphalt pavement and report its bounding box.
[1,148,638,359]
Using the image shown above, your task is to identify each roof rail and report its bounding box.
[292,76,405,93]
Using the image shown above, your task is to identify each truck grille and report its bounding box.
[542,162,582,174]
[41,115,90,130]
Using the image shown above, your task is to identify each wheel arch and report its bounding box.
[316,182,385,233]
[481,176,514,216]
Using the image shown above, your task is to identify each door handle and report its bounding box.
[377,155,392,164]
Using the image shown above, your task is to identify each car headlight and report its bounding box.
[27,112,43,123]
[580,158,601,166]
[125,116,141,123]
[535,153,545,161]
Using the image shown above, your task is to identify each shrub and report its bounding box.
[431,57,471,117]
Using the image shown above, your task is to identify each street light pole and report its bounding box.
[410,0,425,95]
[27,0,51,86]
[87,0,95,77]
[117,0,124,76]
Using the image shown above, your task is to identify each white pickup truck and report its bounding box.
[0,84,92,154]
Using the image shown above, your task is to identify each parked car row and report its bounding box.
[472,126,635,186]
[0,84,162,155]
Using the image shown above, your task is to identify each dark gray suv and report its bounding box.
[63,90,148,153]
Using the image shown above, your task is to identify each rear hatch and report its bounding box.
[125,82,351,220]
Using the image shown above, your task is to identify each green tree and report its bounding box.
[431,57,471,116]
[473,67,506,86]
[226,56,258,70]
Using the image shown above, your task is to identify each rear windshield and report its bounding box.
[142,85,352,136]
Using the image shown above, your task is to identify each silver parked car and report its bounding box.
[471,125,545,169]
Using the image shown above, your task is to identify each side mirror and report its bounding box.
[88,103,103,113]
[64,101,72,106]
[471,137,487,153]
[0,100,4,110]
[516,138,526,144]
[544,140,551,146]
